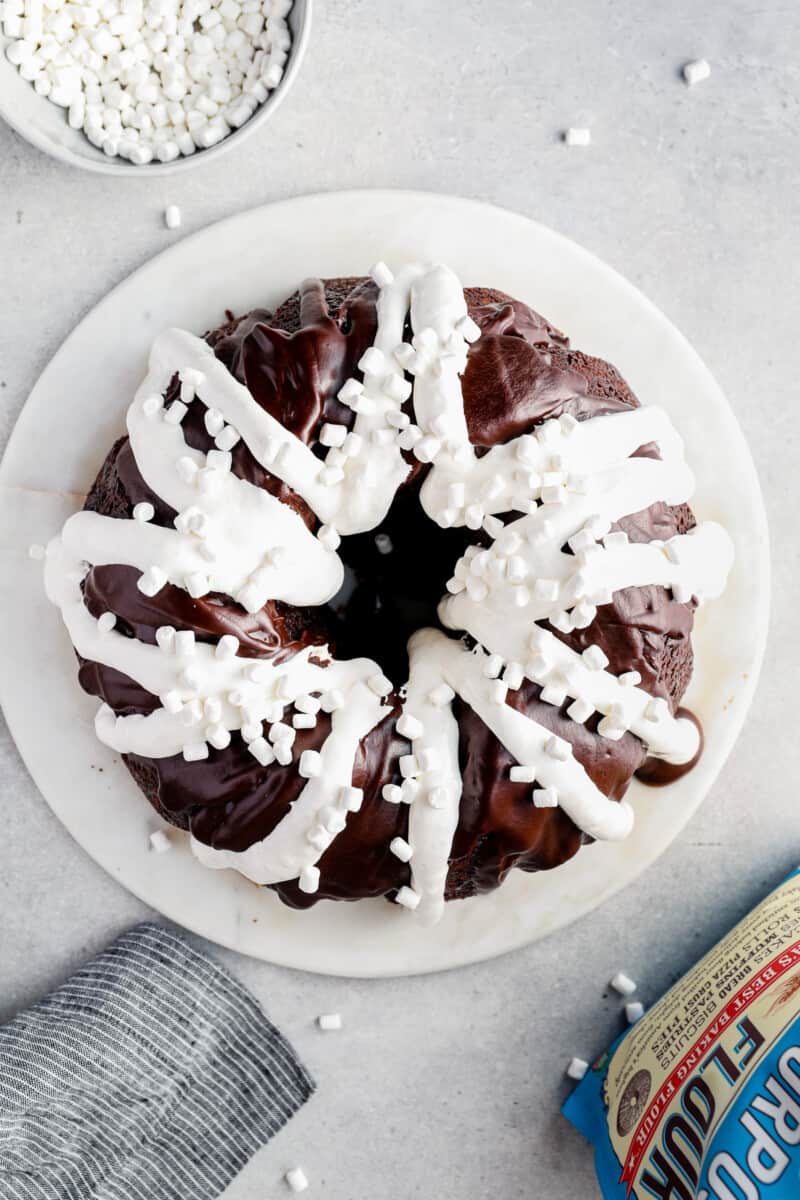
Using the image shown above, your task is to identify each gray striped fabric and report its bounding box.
[0,922,314,1199]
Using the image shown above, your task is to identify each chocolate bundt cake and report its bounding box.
[44,261,733,923]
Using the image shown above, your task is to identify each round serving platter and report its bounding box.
[0,190,769,976]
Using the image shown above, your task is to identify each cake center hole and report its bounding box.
[326,487,473,683]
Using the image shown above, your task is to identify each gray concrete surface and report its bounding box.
[2,1,798,1196]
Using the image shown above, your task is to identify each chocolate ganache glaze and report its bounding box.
[76,275,703,910]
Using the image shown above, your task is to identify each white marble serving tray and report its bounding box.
[0,191,769,976]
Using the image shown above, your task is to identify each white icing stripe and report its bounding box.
[404,629,464,926]
[43,258,734,922]
[61,506,338,608]
[411,628,634,842]
[418,403,691,525]
[127,367,343,610]
[438,600,699,763]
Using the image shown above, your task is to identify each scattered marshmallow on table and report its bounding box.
[164,203,182,229]
[683,58,711,86]
[566,1057,589,1081]
[610,971,637,997]
[285,1166,309,1193]
[564,126,591,147]
[3,0,294,165]
[625,1001,645,1025]
[317,1012,342,1031]
[149,829,172,853]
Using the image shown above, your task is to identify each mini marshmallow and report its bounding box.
[626,1001,645,1024]
[215,633,238,659]
[382,783,402,804]
[397,713,423,741]
[611,971,637,997]
[398,754,419,779]
[320,689,344,712]
[320,422,347,448]
[390,836,413,862]
[566,1057,589,1081]
[268,721,294,743]
[339,786,363,813]
[215,424,240,452]
[415,435,441,464]
[367,672,392,697]
[298,867,320,895]
[644,697,668,723]
[207,725,232,751]
[541,483,566,504]
[164,203,181,229]
[298,749,322,778]
[358,346,386,376]
[186,571,209,598]
[533,787,558,808]
[598,707,627,741]
[482,654,503,679]
[503,661,524,691]
[97,611,116,633]
[532,578,559,604]
[317,1012,342,1031]
[137,565,167,596]
[396,425,421,450]
[564,126,591,147]
[204,408,225,437]
[342,431,363,458]
[175,456,199,483]
[370,260,394,288]
[384,375,412,403]
[155,625,176,650]
[567,697,594,724]
[317,524,340,551]
[510,765,536,783]
[582,645,609,671]
[149,829,172,853]
[293,713,316,729]
[395,885,420,911]
[320,806,346,834]
[174,630,195,656]
[463,503,484,530]
[164,400,188,424]
[132,501,154,522]
[683,58,710,86]
[285,1167,310,1193]
[455,313,481,343]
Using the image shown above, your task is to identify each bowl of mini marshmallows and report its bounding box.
[0,0,309,172]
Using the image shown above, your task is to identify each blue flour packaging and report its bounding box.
[564,868,800,1198]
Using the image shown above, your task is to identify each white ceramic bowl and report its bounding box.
[0,0,311,175]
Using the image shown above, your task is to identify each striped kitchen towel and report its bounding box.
[0,922,315,1199]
